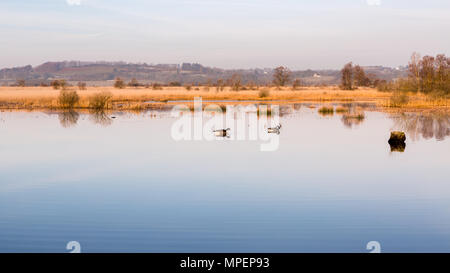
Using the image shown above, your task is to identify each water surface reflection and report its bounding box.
[58,111,79,128]
[392,112,450,141]
[1,105,448,253]
[89,111,114,127]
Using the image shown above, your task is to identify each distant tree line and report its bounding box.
[372,53,449,97]
[405,53,449,95]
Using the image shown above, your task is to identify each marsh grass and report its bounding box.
[58,89,80,108]
[336,106,350,114]
[318,106,334,115]
[89,91,113,111]
[341,112,366,128]
[258,89,270,98]
[389,92,410,107]
[344,113,365,121]
[1,86,449,111]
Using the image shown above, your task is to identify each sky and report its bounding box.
[0,0,449,69]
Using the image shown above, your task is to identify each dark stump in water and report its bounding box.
[388,131,406,152]
[390,142,406,152]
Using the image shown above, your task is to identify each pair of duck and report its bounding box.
[213,124,282,137]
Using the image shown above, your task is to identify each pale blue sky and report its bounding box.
[0,0,449,69]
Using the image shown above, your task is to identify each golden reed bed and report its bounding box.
[0,86,448,111]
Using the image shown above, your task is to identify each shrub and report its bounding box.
[152,83,163,90]
[51,80,61,89]
[258,89,270,98]
[89,91,113,111]
[114,78,125,89]
[375,80,392,92]
[16,79,26,87]
[318,106,334,115]
[292,79,302,90]
[60,80,67,90]
[58,90,80,108]
[77,82,87,90]
[128,78,140,88]
[389,91,410,107]
[185,85,192,91]
[396,78,418,93]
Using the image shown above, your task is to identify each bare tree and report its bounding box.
[216,79,225,92]
[435,54,448,91]
[354,65,370,87]
[128,78,140,88]
[229,74,242,91]
[273,66,291,87]
[408,52,421,92]
[420,56,435,93]
[340,62,354,90]
[292,79,302,90]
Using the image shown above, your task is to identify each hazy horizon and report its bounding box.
[0,59,410,71]
[1,0,449,70]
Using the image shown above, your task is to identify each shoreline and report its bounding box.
[0,86,448,112]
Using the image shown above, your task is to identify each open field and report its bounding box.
[0,86,448,111]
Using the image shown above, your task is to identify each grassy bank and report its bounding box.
[0,86,448,111]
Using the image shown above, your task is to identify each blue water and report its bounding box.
[0,106,449,253]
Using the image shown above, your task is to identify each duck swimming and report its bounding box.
[213,128,231,137]
[267,124,282,134]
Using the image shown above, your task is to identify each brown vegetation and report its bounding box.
[273,66,291,88]
[114,78,125,89]
[292,79,302,90]
[89,91,113,111]
[58,89,80,108]
[77,82,87,90]
[229,74,242,91]
[0,86,448,111]
[341,63,354,90]
[258,89,270,98]
[51,79,67,90]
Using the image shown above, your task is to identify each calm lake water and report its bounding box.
[0,104,449,253]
